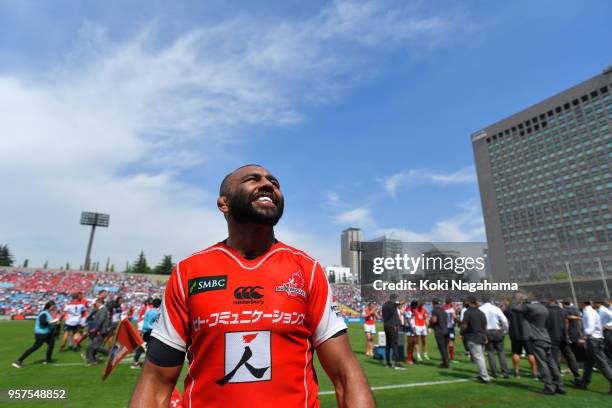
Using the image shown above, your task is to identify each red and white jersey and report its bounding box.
[152,241,346,408]
[64,300,86,326]
[414,306,427,327]
[363,307,375,325]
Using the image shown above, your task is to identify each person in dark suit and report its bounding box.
[545,298,580,381]
[512,293,565,396]
[429,298,449,368]
[461,296,489,383]
[382,294,404,370]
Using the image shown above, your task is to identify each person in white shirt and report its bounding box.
[595,300,612,363]
[479,295,510,378]
[60,292,87,352]
[573,301,612,394]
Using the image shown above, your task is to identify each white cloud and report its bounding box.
[377,199,485,242]
[382,166,476,197]
[0,1,471,268]
[333,207,375,228]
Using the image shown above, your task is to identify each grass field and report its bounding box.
[1,321,611,407]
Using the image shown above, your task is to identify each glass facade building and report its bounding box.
[473,70,612,283]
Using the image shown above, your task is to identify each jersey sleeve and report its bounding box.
[151,264,190,352]
[307,261,347,348]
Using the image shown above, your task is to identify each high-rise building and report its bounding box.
[340,227,363,279]
[473,69,612,283]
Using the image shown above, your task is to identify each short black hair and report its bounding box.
[389,294,398,301]
[432,298,441,305]
[219,164,264,196]
[152,298,162,308]
[466,295,477,304]
[44,301,55,310]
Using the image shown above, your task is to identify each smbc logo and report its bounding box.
[234,286,264,300]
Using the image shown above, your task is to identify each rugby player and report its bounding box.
[130,164,375,408]
[60,292,87,352]
[413,301,429,361]
[363,302,376,357]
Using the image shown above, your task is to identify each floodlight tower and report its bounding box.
[80,212,110,271]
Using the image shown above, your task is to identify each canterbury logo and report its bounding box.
[234,286,264,300]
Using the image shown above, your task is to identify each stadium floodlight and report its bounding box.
[80,211,110,271]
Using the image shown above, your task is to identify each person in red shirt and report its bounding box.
[130,164,374,408]
[413,302,429,361]
[362,303,377,357]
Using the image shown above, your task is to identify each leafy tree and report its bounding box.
[132,251,151,274]
[23,259,29,268]
[0,244,15,267]
[65,262,71,270]
[43,261,48,269]
[153,255,174,275]
[109,264,115,273]
[552,271,569,281]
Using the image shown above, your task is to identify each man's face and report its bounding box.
[223,166,284,226]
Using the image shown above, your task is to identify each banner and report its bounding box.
[102,318,144,380]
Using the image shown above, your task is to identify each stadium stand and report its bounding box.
[0,268,367,318]
[0,268,166,317]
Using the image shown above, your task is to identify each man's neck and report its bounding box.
[226,222,276,259]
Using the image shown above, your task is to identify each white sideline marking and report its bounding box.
[46,357,136,367]
[318,379,469,395]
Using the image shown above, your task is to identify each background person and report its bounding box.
[503,297,538,378]
[85,299,110,365]
[132,298,161,369]
[594,300,612,363]
[13,301,59,368]
[545,298,580,382]
[572,300,612,394]
[429,298,449,368]
[363,302,377,357]
[479,295,509,378]
[443,298,458,363]
[383,294,404,370]
[461,296,489,383]
[512,293,565,396]
[405,300,418,365]
[60,292,87,352]
[413,301,429,361]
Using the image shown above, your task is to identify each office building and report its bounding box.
[340,227,363,278]
[472,69,612,283]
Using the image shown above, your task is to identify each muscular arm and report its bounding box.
[317,333,375,408]
[129,360,181,408]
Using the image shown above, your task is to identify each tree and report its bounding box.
[132,251,151,274]
[23,259,29,268]
[0,244,15,267]
[153,255,174,275]
[552,271,569,281]
[43,261,48,269]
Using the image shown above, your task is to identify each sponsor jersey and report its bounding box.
[152,241,346,408]
[414,306,426,327]
[363,307,375,325]
[443,305,456,329]
[403,309,415,336]
[64,300,87,326]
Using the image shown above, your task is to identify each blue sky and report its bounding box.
[1,0,611,269]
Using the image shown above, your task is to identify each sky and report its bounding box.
[1,0,611,270]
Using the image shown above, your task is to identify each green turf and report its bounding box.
[1,321,610,407]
